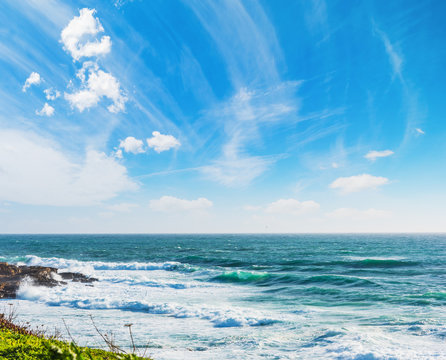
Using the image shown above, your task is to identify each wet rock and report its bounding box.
[0,262,97,299]
[59,271,98,283]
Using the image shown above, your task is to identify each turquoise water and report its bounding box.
[1,234,445,359]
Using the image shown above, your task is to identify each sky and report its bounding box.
[0,0,445,233]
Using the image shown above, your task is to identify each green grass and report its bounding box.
[0,325,151,360]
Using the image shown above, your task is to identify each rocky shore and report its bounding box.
[0,262,97,299]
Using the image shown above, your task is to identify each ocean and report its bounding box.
[1,234,445,359]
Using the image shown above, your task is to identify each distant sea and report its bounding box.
[1,234,445,359]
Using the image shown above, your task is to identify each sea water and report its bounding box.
[1,234,445,359]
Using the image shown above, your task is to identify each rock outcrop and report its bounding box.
[0,262,97,299]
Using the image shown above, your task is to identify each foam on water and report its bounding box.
[15,259,280,329]
[23,255,184,274]
[17,281,276,328]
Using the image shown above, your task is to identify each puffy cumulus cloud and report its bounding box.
[65,89,99,112]
[65,65,127,113]
[0,129,137,206]
[119,136,144,154]
[149,196,212,212]
[265,198,320,215]
[326,208,391,219]
[364,150,394,161]
[44,88,61,101]
[330,174,389,193]
[22,72,41,92]
[36,103,55,117]
[61,8,111,61]
[146,131,180,153]
[88,70,126,113]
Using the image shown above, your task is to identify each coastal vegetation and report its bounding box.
[0,313,151,360]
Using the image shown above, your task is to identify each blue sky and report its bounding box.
[0,0,445,233]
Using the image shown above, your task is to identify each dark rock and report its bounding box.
[59,272,98,283]
[0,262,97,299]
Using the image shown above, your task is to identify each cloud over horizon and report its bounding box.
[149,196,213,212]
[265,198,320,215]
[330,174,390,193]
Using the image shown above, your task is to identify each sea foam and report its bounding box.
[17,279,276,328]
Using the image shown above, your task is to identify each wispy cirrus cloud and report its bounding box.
[374,25,403,79]
[186,0,282,86]
[202,155,275,187]
[200,83,300,186]
[186,1,303,186]
[373,20,425,149]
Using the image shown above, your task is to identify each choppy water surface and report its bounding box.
[1,234,445,359]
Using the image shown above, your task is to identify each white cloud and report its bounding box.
[146,131,180,153]
[415,128,425,135]
[119,136,144,154]
[326,208,391,219]
[65,89,99,112]
[36,103,55,117]
[65,66,127,113]
[330,174,389,193]
[61,8,111,61]
[105,202,139,213]
[374,25,403,78]
[114,149,123,159]
[149,196,212,212]
[364,150,394,161]
[44,88,61,100]
[265,198,320,215]
[88,69,126,113]
[0,129,137,206]
[22,72,41,92]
